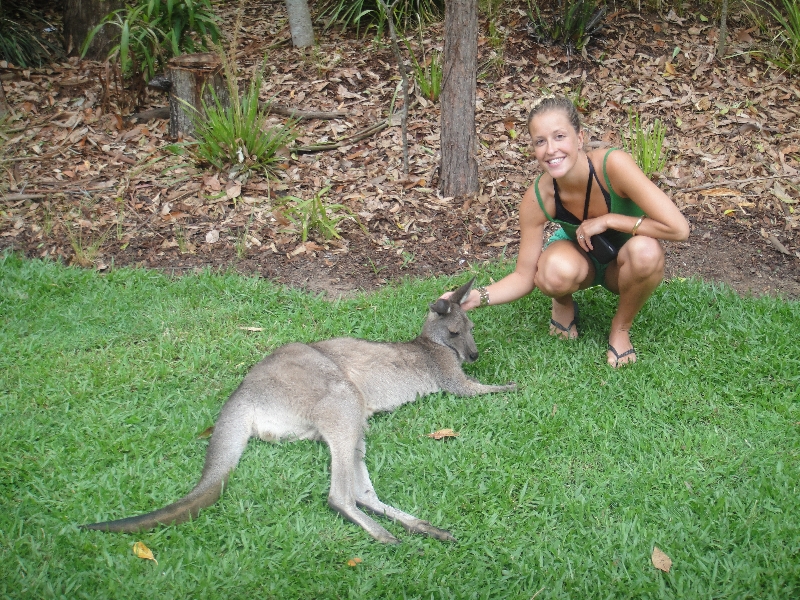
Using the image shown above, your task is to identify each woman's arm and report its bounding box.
[579,150,689,244]
[457,186,547,310]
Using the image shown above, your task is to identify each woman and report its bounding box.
[452,96,689,367]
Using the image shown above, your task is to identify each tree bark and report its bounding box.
[166,53,229,140]
[0,81,9,118]
[717,0,728,59]
[377,0,410,175]
[63,0,124,58]
[285,0,314,48]
[440,0,478,198]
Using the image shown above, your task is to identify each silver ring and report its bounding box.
[579,235,584,239]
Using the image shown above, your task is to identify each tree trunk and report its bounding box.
[717,0,728,59]
[285,0,314,48]
[440,0,478,198]
[0,80,8,116]
[63,0,124,58]
[166,53,229,140]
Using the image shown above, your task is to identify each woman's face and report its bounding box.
[528,109,584,179]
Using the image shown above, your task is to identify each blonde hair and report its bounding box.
[526,96,581,134]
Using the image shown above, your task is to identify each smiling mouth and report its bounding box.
[547,157,565,166]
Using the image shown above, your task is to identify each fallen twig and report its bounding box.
[293,120,389,153]
[126,107,170,122]
[682,174,800,192]
[2,193,47,201]
[261,102,349,120]
[125,103,349,124]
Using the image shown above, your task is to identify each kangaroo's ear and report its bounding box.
[449,277,475,306]
[430,299,452,315]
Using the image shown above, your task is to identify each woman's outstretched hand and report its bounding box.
[440,289,480,311]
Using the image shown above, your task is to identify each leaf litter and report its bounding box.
[1,2,798,299]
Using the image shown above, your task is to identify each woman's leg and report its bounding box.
[603,236,665,366]
[535,240,595,339]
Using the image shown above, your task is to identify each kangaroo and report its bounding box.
[82,278,515,544]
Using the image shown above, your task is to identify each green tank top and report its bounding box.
[533,148,645,250]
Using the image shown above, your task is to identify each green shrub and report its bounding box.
[407,44,442,102]
[318,0,443,36]
[277,186,363,242]
[625,112,668,178]
[189,63,297,179]
[81,0,221,82]
[0,2,62,68]
[752,0,800,71]
[526,0,605,55]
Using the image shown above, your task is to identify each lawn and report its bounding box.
[1,252,798,599]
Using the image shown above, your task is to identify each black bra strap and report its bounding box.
[582,159,595,221]
[552,156,607,224]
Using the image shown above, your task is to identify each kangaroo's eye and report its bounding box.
[449,330,460,337]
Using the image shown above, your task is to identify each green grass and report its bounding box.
[1,253,798,599]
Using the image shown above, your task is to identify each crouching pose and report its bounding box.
[450,95,689,367]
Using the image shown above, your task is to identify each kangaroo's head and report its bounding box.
[424,278,480,363]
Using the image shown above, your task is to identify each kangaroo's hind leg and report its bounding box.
[353,438,456,542]
[316,390,400,544]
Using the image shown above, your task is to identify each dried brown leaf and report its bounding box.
[700,188,740,197]
[651,546,672,573]
[197,425,215,438]
[427,428,459,440]
[132,541,158,565]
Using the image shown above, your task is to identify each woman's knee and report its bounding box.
[536,250,589,295]
[619,237,664,278]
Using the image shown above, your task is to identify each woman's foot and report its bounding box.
[550,299,579,339]
[607,329,636,367]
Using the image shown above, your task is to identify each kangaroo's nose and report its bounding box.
[469,350,479,362]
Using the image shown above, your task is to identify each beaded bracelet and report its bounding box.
[477,286,490,308]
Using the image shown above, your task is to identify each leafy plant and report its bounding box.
[751,0,800,71]
[568,82,590,112]
[234,223,250,259]
[0,2,62,68]
[66,224,109,267]
[318,0,443,36]
[527,0,606,55]
[625,112,667,178]
[407,44,442,102]
[81,0,221,82]
[277,187,362,242]
[189,59,297,179]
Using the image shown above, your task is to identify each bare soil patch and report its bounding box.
[2,3,799,299]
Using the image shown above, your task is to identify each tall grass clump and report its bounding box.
[0,1,62,67]
[82,0,221,82]
[406,30,442,102]
[625,111,668,178]
[277,186,363,241]
[527,0,606,56]
[189,61,296,179]
[750,0,800,71]
[318,0,443,36]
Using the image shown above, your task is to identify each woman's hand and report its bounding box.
[439,289,481,310]
[574,215,611,253]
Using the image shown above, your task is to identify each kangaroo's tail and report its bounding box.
[82,400,253,533]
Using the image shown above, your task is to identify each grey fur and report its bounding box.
[81,279,515,543]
